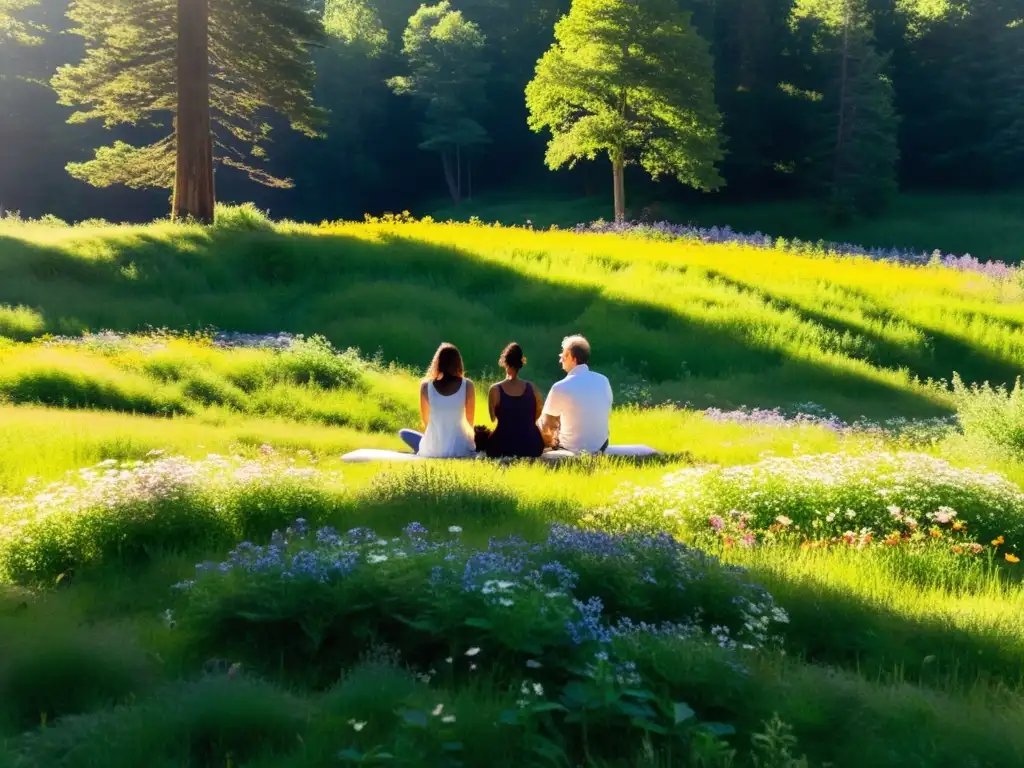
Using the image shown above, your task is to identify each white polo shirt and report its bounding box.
[542,364,613,453]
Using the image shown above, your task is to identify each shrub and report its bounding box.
[0,304,44,341]
[273,335,368,390]
[175,520,787,691]
[212,202,275,232]
[0,455,342,585]
[586,452,1024,551]
[952,372,1024,457]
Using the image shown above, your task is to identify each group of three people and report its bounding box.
[398,334,613,459]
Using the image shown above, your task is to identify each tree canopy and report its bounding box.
[388,1,490,205]
[51,0,326,217]
[525,0,724,221]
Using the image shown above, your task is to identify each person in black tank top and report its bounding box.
[486,343,546,459]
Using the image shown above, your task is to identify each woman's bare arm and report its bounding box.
[488,384,500,422]
[419,382,430,428]
[465,379,476,425]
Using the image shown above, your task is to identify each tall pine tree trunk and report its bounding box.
[612,148,626,223]
[172,0,215,224]
[831,0,851,212]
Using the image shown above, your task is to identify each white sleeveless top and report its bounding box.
[418,379,477,458]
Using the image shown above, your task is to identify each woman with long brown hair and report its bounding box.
[399,342,477,458]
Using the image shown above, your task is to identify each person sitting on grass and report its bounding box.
[399,342,477,458]
[538,334,613,454]
[485,342,546,459]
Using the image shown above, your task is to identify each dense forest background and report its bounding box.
[0,0,1021,225]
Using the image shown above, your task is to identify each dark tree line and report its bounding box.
[0,0,1022,224]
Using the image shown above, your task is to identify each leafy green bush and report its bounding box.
[175,520,787,692]
[587,451,1024,550]
[211,202,275,232]
[952,372,1024,457]
[0,456,343,585]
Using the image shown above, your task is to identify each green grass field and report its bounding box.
[432,190,1024,263]
[4,206,1024,766]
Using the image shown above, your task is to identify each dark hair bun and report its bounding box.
[499,342,526,370]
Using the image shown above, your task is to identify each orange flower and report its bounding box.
[722,535,735,549]
[884,533,901,547]
[951,545,963,555]
[929,527,942,539]
[1006,553,1020,564]
[992,536,1005,547]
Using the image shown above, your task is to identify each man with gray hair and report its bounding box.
[538,334,613,453]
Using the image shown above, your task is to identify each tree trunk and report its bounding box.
[612,149,626,223]
[441,150,461,205]
[833,0,851,190]
[172,0,215,224]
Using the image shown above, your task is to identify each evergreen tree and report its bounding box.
[51,0,325,223]
[388,1,490,205]
[793,0,899,219]
[525,0,723,223]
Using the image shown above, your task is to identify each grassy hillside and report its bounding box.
[5,208,1024,766]
[3,207,1023,420]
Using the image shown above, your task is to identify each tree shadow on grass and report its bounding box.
[703,268,1022,388]
[749,562,1024,691]
[0,228,949,418]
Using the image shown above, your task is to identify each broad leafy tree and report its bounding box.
[525,0,723,222]
[388,2,490,205]
[51,0,325,223]
[0,0,40,45]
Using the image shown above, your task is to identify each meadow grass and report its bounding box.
[5,211,1024,765]
[431,189,1024,263]
[4,209,1024,419]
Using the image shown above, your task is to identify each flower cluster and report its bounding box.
[178,520,788,654]
[703,405,957,443]
[36,329,299,352]
[586,451,1024,551]
[0,454,338,585]
[573,219,1017,281]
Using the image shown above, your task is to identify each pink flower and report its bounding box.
[741,533,756,548]
[709,515,725,531]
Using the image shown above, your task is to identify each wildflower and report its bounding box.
[934,507,956,524]
[741,532,756,548]
[465,647,480,657]
[884,533,901,546]
[367,553,388,564]
[348,719,367,732]
[776,515,793,527]
[445,657,453,664]
[993,536,1005,547]
[449,526,463,534]
[708,515,724,531]
[969,543,984,555]
[952,520,966,531]
[722,535,735,548]
[432,704,444,716]
[951,545,963,555]
[442,715,456,724]
[1007,553,1020,564]
[526,659,542,669]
